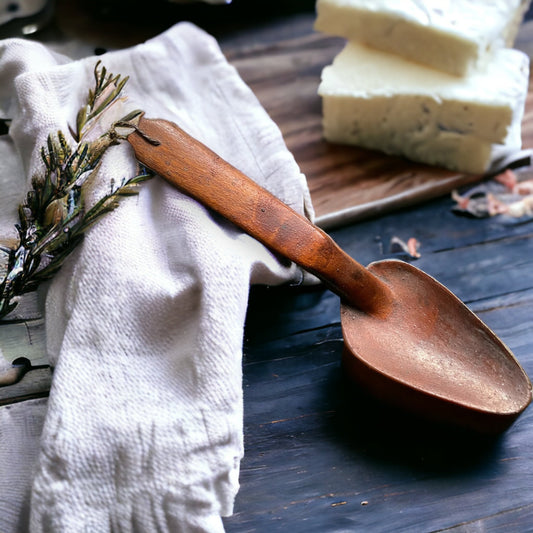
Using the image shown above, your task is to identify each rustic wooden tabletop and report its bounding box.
[2,1,533,531]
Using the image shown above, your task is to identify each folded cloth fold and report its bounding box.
[0,22,313,532]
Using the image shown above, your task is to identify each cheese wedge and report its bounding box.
[315,0,531,76]
[318,41,530,173]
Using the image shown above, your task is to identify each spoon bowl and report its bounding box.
[341,260,531,432]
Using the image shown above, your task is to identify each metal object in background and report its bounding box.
[0,0,54,37]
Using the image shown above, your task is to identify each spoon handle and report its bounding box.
[127,116,392,314]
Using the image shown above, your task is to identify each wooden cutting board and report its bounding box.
[226,28,533,229]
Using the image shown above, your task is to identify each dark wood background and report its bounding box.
[47,0,533,228]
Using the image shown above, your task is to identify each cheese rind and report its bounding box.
[318,42,530,173]
[315,0,531,76]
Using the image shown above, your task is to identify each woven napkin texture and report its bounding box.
[0,22,313,532]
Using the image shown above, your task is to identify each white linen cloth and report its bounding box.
[0,398,48,532]
[0,22,313,532]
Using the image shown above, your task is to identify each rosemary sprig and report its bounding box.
[0,62,152,320]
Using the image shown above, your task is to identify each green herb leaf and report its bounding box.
[0,62,153,320]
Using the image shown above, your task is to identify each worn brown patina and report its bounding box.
[127,115,532,434]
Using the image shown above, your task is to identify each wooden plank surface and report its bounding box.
[0,293,51,404]
[225,193,533,532]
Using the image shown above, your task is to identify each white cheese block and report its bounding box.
[315,0,531,76]
[318,42,530,174]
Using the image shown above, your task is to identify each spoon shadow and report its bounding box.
[326,372,504,476]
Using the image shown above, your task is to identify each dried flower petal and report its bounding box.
[494,169,517,191]
[514,180,533,195]
[389,236,421,259]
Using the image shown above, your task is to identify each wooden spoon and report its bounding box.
[127,116,532,433]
